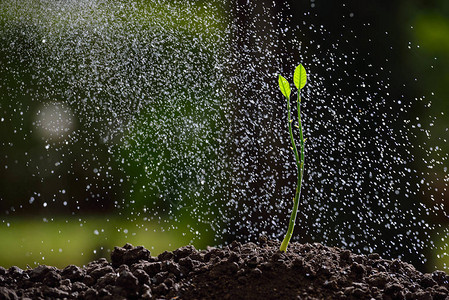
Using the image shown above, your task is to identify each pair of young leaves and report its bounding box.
[279,64,307,99]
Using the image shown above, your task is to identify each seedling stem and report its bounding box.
[278,64,307,252]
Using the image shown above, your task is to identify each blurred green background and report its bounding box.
[0,0,228,268]
[0,0,448,272]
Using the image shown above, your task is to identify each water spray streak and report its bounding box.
[0,0,447,269]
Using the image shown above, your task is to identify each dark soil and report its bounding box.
[1,238,448,299]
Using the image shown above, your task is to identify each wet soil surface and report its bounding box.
[1,238,448,299]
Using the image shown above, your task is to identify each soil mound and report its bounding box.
[1,239,448,299]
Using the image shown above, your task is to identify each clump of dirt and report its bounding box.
[1,238,448,299]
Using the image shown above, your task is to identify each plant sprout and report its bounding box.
[278,64,307,252]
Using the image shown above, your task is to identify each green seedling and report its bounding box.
[278,64,307,252]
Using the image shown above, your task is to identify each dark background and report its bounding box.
[228,0,449,271]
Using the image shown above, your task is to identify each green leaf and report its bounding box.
[278,75,291,99]
[293,64,307,89]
